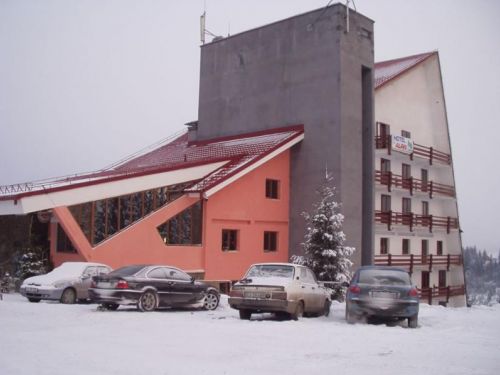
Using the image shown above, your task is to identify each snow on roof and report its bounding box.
[374,51,436,89]
[0,125,304,202]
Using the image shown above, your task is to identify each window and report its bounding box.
[165,267,191,281]
[421,271,430,289]
[437,240,443,256]
[422,239,429,263]
[439,270,447,288]
[56,224,77,253]
[380,237,389,255]
[263,231,278,252]
[222,229,238,251]
[381,195,391,212]
[421,169,428,188]
[147,267,167,279]
[401,130,411,138]
[402,198,412,213]
[402,239,410,255]
[402,163,411,179]
[157,202,202,246]
[422,201,429,216]
[380,158,391,172]
[265,179,280,199]
[376,122,390,148]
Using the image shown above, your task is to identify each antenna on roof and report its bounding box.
[345,0,357,33]
[200,6,223,44]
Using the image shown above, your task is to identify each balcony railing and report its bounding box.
[375,210,459,233]
[375,135,451,165]
[375,171,455,198]
[419,285,466,305]
[374,253,463,274]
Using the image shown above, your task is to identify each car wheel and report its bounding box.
[408,315,418,328]
[239,309,252,320]
[60,288,77,304]
[138,290,158,312]
[203,290,220,311]
[102,303,119,311]
[323,300,331,317]
[28,298,41,303]
[291,301,304,321]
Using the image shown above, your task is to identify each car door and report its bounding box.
[298,267,316,312]
[164,267,201,306]
[305,268,326,312]
[145,267,174,307]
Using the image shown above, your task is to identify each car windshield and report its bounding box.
[358,269,411,286]
[246,265,294,279]
[108,265,145,277]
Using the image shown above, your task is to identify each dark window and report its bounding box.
[222,230,238,251]
[402,239,410,255]
[422,201,429,216]
[421,271,430,289]
[402,163,411,179]
[437,241,443,256]
[422,239,429,263]
[421,169,428,185]
[56,224,77,253]
[402,198,412,214]
[265,179,280,199]
[439,270,447,288]
[381,195,391,212]
[165,268,191,281]
[157,201,203,246]
[380,237,389,255]
[401,130,411,138]
[264,231,278,252]
[381,158,391,172]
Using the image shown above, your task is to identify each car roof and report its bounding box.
[249,262,302,267]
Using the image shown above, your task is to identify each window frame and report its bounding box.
[265,179,280,199]
[222,229,239,252]
[263,231,278,252]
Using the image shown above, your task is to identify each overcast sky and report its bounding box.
[1,0,499,255]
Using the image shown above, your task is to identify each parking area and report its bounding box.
[1,293,499,375]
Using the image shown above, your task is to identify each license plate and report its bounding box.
[371,291,397,299]
[245,292,265,299]
[97,282,112,288]
[26,287,38,293]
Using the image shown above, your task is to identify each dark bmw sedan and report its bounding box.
[89,265,220,312]
[345,266,419,328]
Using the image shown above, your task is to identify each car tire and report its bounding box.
[239,309,252,320]
[138,290,158,312]
[291,301,304,321]
[408,315,418,328]
[28,298,41,303]
[323,300,331,317]
[203,290,220,310]
[102,303,119,311]
[60,288,77,304]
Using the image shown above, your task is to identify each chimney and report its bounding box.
[185,120,199,143]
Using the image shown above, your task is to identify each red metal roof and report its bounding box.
[375,51,436,89]
[0,125,304,201]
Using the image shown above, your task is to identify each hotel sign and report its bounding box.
[391,135,414,155]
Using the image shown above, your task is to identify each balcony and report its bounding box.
[375,170,456,198]
[375,210,459,233]
[419,285,466,305]
[374,253,463,273]
[375,135,451,165]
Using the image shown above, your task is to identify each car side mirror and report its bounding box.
[81,274,91,280]
[190,276,195,283]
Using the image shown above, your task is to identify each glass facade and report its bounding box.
[157,201,203,246]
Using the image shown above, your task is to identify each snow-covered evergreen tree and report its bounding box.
[292,172,355,300]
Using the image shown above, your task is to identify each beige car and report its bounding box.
[228,263,332,320]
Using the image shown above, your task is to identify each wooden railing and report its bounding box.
[375,135,451,165]
[374,254,463,274]
[375,171,455,198]
[375,210,459,233]
[418,285,465,305]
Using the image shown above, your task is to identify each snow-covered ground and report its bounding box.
[1,293,499,375]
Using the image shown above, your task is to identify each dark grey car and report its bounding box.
[345,266,419,328]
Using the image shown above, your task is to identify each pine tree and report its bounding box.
[292,172,355,300]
